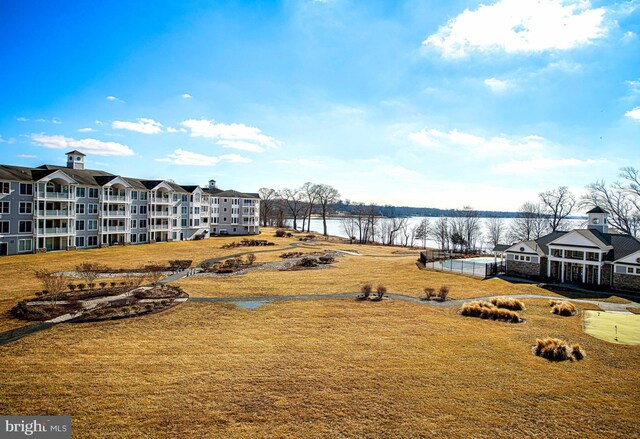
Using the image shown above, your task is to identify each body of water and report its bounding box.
[288,216,585,250]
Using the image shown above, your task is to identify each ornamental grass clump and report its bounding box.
[460,301,522,323]
[534,338,585,362]
[489,297,526,311]
[549,300,577,316]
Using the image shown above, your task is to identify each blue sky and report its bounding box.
[1,0,639,211]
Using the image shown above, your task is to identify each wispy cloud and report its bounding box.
[156,149,251,166]
[626,107,640,120]
[491,157,599,174]
[181,93,192,99]
[112,118,163,134]
[77,127,96,132]
[182,118,280,152]
[484,77,512,92]
[106,95,125,103]
[408,128,545,154]
[0,135,16,144]
[17,154,37,159]
[424,0,608,58]
[30,134,135,156]
[16,117,29,122]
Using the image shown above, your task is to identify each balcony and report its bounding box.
[102,210,129,217]
[101,226,127,233]
[36,191,75,200]
[149,210,171,217]
[37,227,71,235]
[101,195,129,203]
[37,210,73,217]
[149,224,170,231]
[149,196,172,205]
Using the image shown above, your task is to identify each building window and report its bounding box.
[88,220,97,230]
[140,205,147,214]
[194,207,200,214]
[628,267,634,274]
[0,221,9,233]
[140,220,147,228]
[1,201,9,214]
[0,182,9,194]
[181,219,187,227]
[131,205,137,215]
[76,220,85,231]
[131,191,138,200]
[19,202,32,214]
[130,234,137,243]
[139,233,147,242]
[18,239,32,252]
[172,219,177,227]
[75,236,85,247]
[131,219,137,229]
[18,221,32,233]
[233,227,237,232]
[88,188,99,198]
[88,204,98,214]
[76,203,85,214]
[181,206,187,215]
[19,183,33,195]
[76,187,86,198]
[88,236,98,246]
[140,191,148,201]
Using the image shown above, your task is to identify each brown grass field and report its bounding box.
[0,229,639,437]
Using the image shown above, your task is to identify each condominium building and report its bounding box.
[0,150,260,256]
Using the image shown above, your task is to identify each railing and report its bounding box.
[101,195,128,202]
[102,210,129,217]
[149,224,170,231]
[36,192,75,200]
[37,227,71,235]
[37,210,73,217]
[149,211,171,217]
[102,226,127,232]
[149,197,172,204]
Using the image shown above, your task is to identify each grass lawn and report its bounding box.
[583,311,640,345]
[0,300,638,437]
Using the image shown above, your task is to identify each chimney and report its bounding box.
[65,150,86,170]
[208,179,217,190]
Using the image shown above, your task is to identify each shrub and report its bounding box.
[246,254,256,265]
[318,256,334,264]
[99,282,107,289]
[280,252,303,259]
[144,303,155,311]
[534,338,585,362]
[438,286,450,301]
[68,284,77,292]
[376,285,387,297]
[424,287,435,300]
[121,306,131,314]
[111,282,117,288]
[298,257,319,268]
[550,301,577,316]
[460,301,522,323]
[359,283,372,300]
[160,299,169,306]
[275,229,287,237]
[77,283,86,291]
[490,297,526,311]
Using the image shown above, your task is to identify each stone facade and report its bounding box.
[506,259,543,279]
[612,273,640,292]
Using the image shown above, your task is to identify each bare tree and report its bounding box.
[315,184,341,236]
[280,188,304,230]
[539,186,576,232]
[430,217,450,251]
[35,270,68,305]
[413,218,430,249]
[76,262,107,290]
[508,202,548,242]
[258,187,278,227]
[581,168,640,236]
[485,217,505,249]
[341,215,357,243]
[300,182,320,232]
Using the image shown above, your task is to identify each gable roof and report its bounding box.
[66,150,86,156]
[586,206,607,214]
[505,231,567,257]
[492,244,510,252]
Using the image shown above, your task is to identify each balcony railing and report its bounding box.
[149,211,171,217]
[149,224,170,231]
[36,192,75,200]
[101,195,129,202]
[102,210,129,217]
[37,210,73,217]
[149,196,172,204]
[102,226,127,232]
[37,227,71,235]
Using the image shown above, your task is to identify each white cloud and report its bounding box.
[106,96,125,103]
[112,118,164,134]
[181,93,192,99]
[424,0,608,58]
[491,157,598,174]
[626,107,640,120]
[77,127,96,132]
[181,118,280,152]
[0,135,16,144]
[166,127,179,133]
[30,134,135,156]
[16,117,29,122]
[273,158,326,168]
[484,77,511,92]
[17,154,37,158]
[156,148,251,166]
[408,128,545,154]
[622,31,636,41]
[95,120,104,125]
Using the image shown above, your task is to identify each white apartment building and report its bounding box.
[0,150,260,256]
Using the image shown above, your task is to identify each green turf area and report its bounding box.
[583,311,640,346]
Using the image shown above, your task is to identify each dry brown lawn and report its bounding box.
[0,299,638,438]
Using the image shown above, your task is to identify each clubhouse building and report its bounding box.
[0,151,260,256]
[504,207,640,292]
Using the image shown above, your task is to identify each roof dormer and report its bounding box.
[66,150,86,170]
